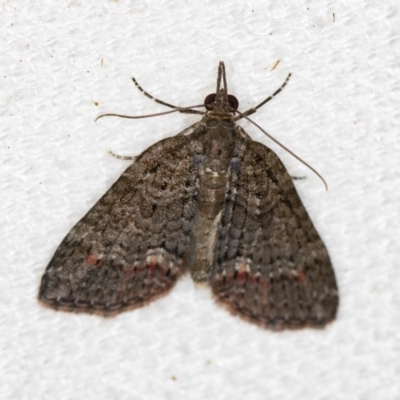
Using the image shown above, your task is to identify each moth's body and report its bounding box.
[189,105,237,282]
[39,62,338,330]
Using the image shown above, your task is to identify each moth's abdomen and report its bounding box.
[188,125,234,283]
[189,169,228,283]
[197,169,228,217]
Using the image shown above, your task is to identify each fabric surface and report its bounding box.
[1,1,399,399]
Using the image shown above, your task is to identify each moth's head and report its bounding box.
[204,61,239,115]
[204,90,239,114]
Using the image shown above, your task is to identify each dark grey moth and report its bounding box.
[39,62,338,330]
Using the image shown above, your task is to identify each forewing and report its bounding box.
[39,134,201,316]
[211,136,338,329]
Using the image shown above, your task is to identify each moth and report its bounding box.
[38,62,338,330]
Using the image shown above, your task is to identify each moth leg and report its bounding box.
[108,150,137,161]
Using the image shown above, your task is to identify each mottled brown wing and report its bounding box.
[211,136,338,330]
[39,134,201,316]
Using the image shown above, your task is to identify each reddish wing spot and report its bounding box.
[147,263,158,272]
[146,252,167,273]
[85,254,102,267]
[297,271,306,283]
[236,271,248,283]
[234,260,250,284]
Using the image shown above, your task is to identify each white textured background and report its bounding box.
[1,1,399,399]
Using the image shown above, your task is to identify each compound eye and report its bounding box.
[204,93,216,110]
[228,95,239,111]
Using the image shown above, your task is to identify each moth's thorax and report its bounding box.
[202,121,235,173]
